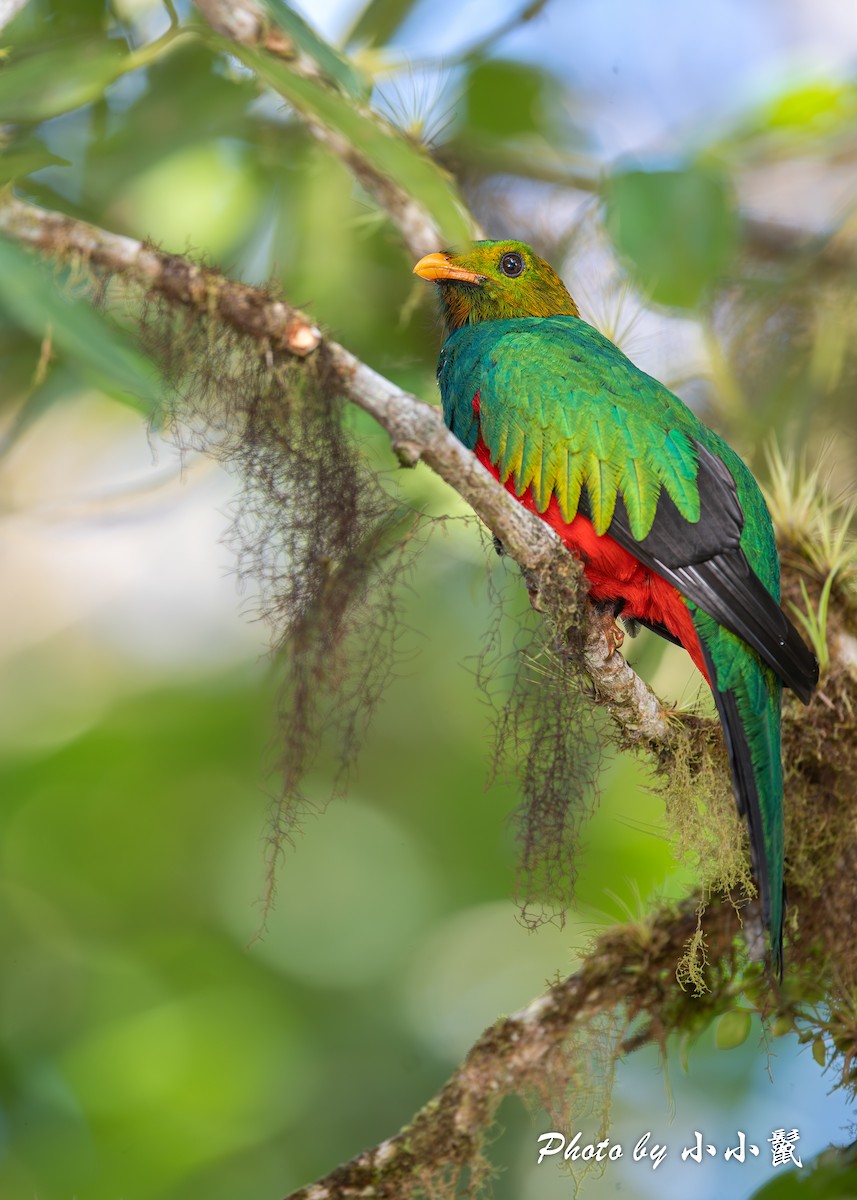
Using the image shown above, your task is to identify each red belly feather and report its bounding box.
[474,435,711,686]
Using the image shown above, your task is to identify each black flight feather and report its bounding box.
[579,441,818,702]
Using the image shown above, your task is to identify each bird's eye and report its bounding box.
[499,252,524,278]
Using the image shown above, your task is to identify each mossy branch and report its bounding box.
[0,191,668,744]
[282,898,743,1200]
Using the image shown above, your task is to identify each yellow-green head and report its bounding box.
[413,239,579,332]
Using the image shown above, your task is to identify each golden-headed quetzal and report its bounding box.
[414,239,818,973]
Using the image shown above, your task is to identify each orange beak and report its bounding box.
[412,252,484,285]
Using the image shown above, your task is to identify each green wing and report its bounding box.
[439,316,816,699]
[440,316,700,539]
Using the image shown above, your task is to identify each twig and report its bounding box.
[190,0,325,79]
[192,0,483,258]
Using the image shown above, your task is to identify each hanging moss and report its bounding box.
[130,286,422,907]
[475,534,601,929]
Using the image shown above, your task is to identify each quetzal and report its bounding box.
[414,239,818,973]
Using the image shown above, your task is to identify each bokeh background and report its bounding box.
[1,1,856,1197]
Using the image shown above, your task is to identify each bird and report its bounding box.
[413,238,818,975]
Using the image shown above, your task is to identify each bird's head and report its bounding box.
[413,239,579,333]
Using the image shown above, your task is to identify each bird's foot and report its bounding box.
[521,567,543,612]
[592,599,625,657]
[526,578,543,612]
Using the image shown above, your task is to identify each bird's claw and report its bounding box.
[604,622,625,656]
[593,600,625,656]
[518,567,544,611]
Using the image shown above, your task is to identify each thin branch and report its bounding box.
[0,191,670,744]
[190,0,326,79]
[409,0,552,69]
[741,212,857,275]
[192,0,483,258]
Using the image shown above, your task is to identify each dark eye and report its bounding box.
[500,251,524,278]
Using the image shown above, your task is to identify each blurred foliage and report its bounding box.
[750,1147,857,1200]
[0,0,856,1198]
[604,165,740,308]
[466,59,546,137]
[0,239,161,413]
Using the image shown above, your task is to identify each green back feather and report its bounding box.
[440,315,778,598]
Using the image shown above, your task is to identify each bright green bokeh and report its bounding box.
[115,141,263,255]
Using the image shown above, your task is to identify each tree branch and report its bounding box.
[0,191,669,743]
[282,897,742,1200]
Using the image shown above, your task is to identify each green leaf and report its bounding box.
[0,145,68,183]
[715,1008,752,1050]
[465,59,551,139]
[344,0,421,49]
[749,1148,857,1199]
[0,38,128,123]
[812,1035,827,1068]
[766,80,857,135]
[0,237,161,413]
[718,79,857,161]
[221,39,473,245]
[604,164,739,309]
[259,0,370,99]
